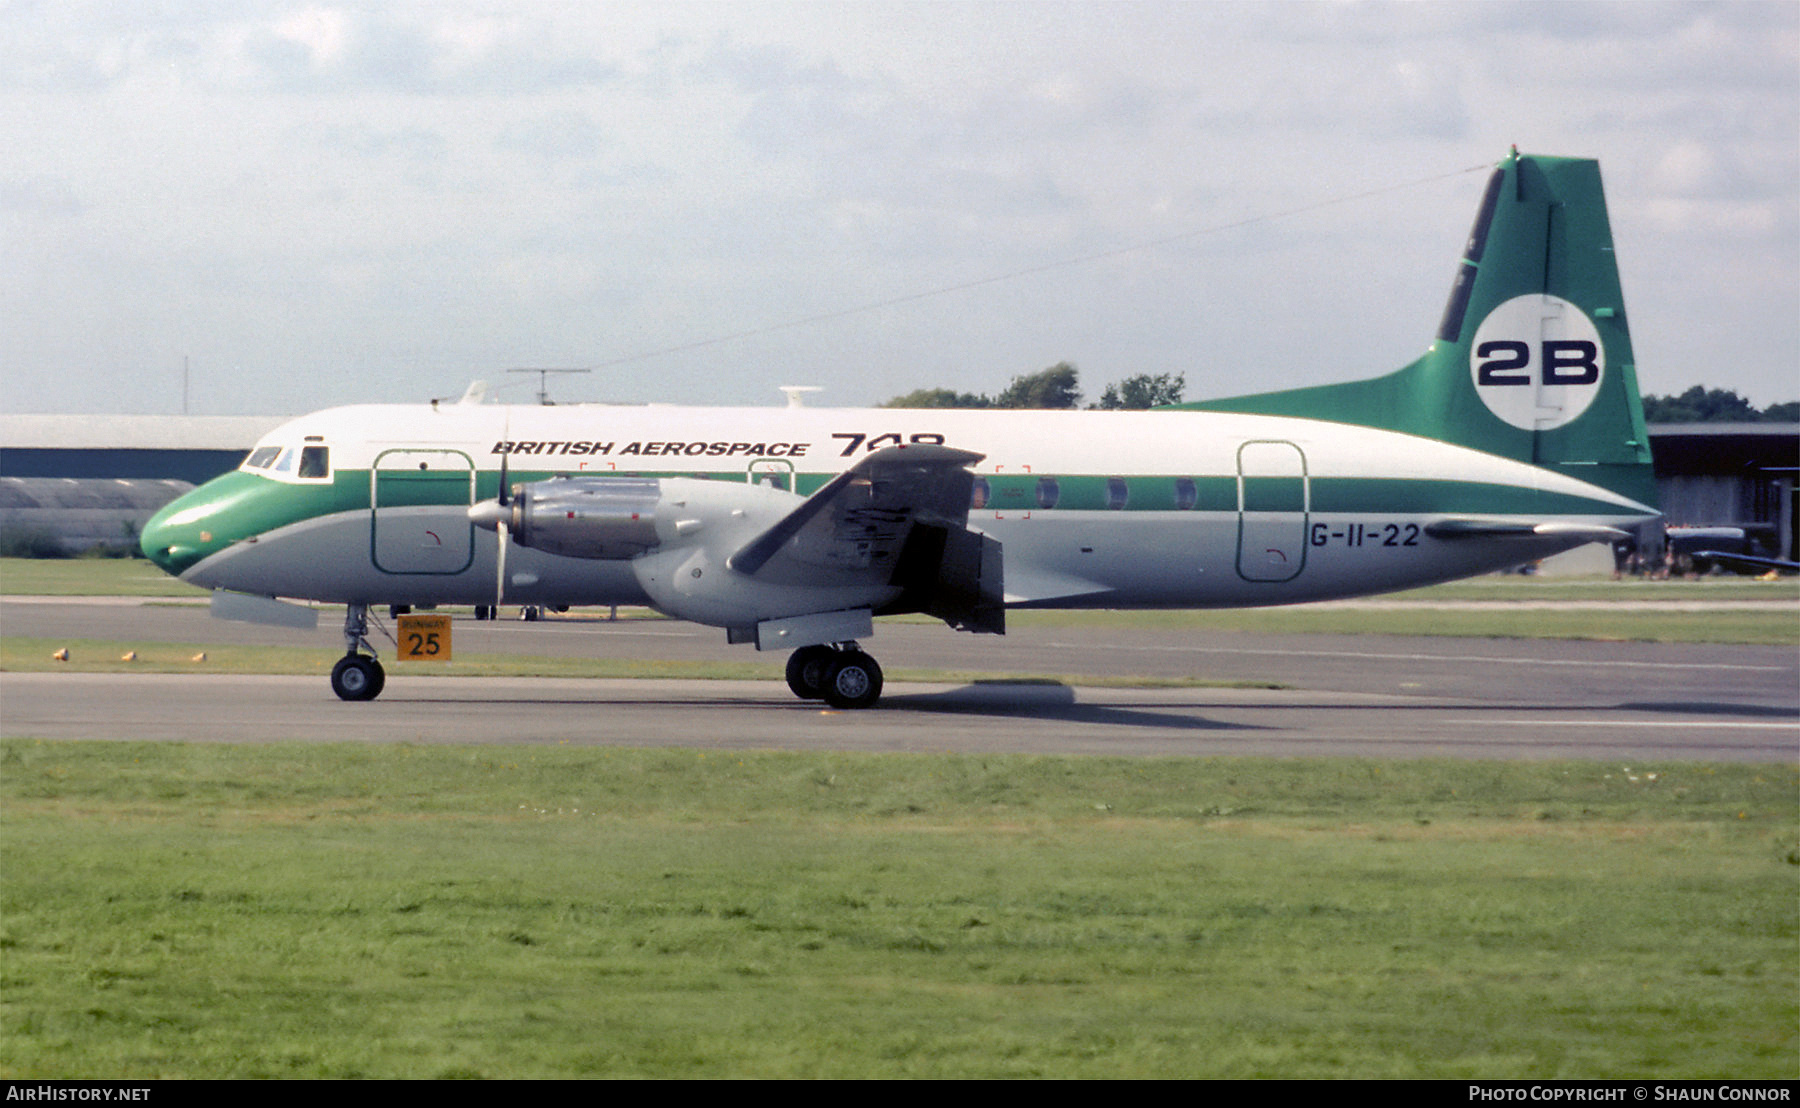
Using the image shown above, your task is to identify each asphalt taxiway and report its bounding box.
[3,598,1796,761]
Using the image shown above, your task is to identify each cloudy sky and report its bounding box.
[3,1,1795,416]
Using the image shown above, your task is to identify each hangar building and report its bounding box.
[1,415,283,554]
[1650,423,1798,564]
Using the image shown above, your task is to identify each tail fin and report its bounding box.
[1175,149,1657,508]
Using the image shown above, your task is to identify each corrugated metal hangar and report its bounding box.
[0,414,284,484]
[1,415,283,555]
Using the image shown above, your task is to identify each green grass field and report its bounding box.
[0,558,207,598]
[2,742,1794,1079]
[3,558,1797,653]
[4,558,1796,1077]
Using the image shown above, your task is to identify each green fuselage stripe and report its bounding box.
[147,466,1637,580]
[335,468,1634,519]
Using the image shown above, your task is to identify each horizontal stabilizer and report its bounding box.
[1425,518,1627,543]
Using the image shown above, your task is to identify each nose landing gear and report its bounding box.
[330,603,386,701]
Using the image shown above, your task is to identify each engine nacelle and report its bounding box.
[470,474,801,564]
[480,476,663,560]
[468,474,906,629]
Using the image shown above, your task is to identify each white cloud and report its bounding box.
[0,0,1794,412]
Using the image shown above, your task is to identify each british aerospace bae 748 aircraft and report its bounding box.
[142,150,1659,709]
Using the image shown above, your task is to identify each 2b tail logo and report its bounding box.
[1469,294,1606,431]
[1476,339,1599,386]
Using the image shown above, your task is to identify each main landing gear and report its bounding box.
[785,643,884,710]
[330,603,386,702]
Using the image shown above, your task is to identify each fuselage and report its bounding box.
[142,401,1657,618]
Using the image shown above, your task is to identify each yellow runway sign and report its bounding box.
[396,614,452,662]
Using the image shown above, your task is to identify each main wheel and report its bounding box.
[785,645,837,700]
[330,654,386,701]
[821,651,883,710]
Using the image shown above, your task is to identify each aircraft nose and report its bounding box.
[141,498,202,575]
[141,477,248,577]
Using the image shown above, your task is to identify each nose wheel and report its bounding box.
[331,653,386,701]
[786,644,883,710]
[330,603,386,701]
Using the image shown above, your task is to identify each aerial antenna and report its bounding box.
[506,367,591,405]
[581,163,1493,372]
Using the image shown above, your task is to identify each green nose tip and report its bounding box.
[141,505,206,576]
[147,542,198,572]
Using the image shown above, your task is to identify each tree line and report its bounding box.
[1640,386,1797,424]
[881,364,1184,410]
[883,369,1795,423]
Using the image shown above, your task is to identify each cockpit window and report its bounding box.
[247,444,330,479]
[298,446,330,479]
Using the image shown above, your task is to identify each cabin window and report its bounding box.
[970,477,990,510]
[1106,477,1129,510]
[748,460,793,492]
[1035,476,1060,510]
[1174,476,1198,511]
[243,446,281,470]
[298,446,330,479]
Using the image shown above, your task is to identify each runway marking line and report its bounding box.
[1445,719,1798,730]
[1046,642,1791,673]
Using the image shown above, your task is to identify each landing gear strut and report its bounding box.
[786,643,883,710]
[331,603,386,701]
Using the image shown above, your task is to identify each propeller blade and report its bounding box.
[495,521,508,608]
[495,430,510,609]
[493,411,516,612]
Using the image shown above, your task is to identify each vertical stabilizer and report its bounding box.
[1175,150,1657,508]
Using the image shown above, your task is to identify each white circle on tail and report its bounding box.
[1468,294,1606,431]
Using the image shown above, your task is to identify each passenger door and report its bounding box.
[1236,440,1308,583]
[371,449,476,575]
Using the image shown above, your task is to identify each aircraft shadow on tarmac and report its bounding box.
[398,681,1272,731]
[1615,701,1799,720]
[879,682,1271,732]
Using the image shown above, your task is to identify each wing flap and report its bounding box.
[726,444,1005,634]
[727,444,986,584]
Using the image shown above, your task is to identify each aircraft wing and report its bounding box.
[727,443,1004,634]
[1424,518,1628,543]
